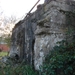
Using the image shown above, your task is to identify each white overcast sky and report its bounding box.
[0,0,44,19]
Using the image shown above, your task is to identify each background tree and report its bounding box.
[4,34,11,47]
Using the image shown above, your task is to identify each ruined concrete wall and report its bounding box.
[10,0,75,70]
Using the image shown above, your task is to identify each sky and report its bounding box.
[0,0,44,36]
[0,0,44,19]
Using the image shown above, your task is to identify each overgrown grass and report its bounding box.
[0,62,38,75]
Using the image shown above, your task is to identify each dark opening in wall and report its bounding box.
[32,38,35,69]
[15,54,19,60]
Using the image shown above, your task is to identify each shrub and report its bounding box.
[42,39,75,75]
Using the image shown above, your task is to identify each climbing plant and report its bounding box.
[41,29,75,75]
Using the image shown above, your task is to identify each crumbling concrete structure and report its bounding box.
[10,0,75,70]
